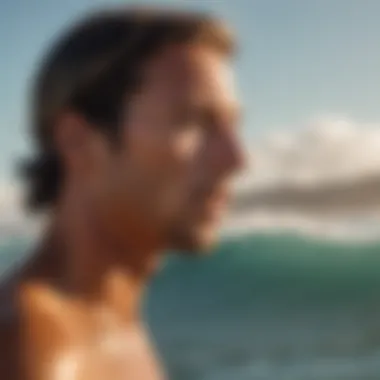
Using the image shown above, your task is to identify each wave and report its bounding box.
[148,233,380,314]
[148,233,380,379]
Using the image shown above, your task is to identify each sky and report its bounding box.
[1,0,380,181]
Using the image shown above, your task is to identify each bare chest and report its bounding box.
[53,327,165,380]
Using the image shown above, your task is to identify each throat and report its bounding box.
[21,220,161,322]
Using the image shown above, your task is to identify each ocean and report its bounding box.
[2,232,380,379]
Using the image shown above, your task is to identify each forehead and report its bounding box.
[140,44,238,107]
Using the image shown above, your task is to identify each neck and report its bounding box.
[24,188,162,321]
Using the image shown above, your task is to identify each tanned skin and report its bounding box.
[0,41,245,379]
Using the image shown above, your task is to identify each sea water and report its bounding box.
[2,233,380,380]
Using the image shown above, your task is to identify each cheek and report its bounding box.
[124,109,212,219]
[160,131,206,205]
[128,122,203,188]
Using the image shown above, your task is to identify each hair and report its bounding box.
[22,6,235,211]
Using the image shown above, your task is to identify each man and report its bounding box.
[0,6,245,380]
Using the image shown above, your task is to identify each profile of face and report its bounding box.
[58,44,245,253]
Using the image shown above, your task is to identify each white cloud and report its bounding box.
[235,115,380,194]
[229,115,380,240]
[0,181,23,220]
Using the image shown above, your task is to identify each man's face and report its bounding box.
[85,44,245,252]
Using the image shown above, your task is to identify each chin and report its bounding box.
[170,225,220,255]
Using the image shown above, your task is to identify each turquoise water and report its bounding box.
[3,233,380,379]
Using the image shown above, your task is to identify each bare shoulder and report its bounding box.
[0,272,72,380]
[19,281,79,377]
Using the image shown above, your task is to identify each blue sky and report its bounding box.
[1,0,380,180]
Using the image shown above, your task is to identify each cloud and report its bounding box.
[228,115,380,240]
[0,180,40,239]
[0,181,23,221]
[235,115,380,194]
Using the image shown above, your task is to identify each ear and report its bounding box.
[52,112,108,180]
[52,111,114,180]
[52,112,92,164]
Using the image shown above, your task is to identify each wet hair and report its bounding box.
[22,6,235,211]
